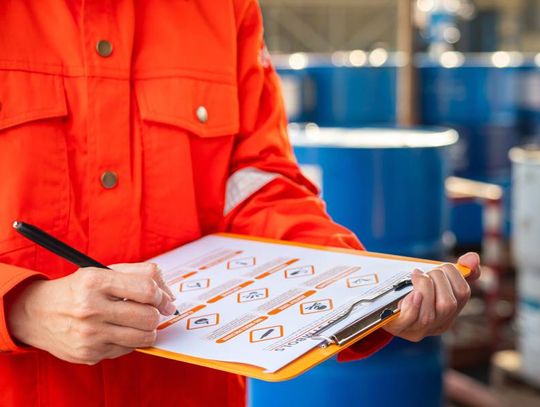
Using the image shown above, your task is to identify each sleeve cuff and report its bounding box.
[336,329,393,362]
[0,265,47,352]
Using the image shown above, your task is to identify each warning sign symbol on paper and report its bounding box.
[284,266,314,279]
[237,288,269,303]
[227,257,256,269]
[249,325,284,343]
[300,299,333,315]
[187,313,220,330]
[180,278,210,292]
[347,274,379,288]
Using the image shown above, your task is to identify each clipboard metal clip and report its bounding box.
[310,278,413,348]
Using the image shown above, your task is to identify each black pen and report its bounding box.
[14,221,110,269]
[13,221,179,315]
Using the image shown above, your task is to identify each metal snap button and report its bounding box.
[196,106,208,124]
[100,171,118,189]
[96,40,113,57]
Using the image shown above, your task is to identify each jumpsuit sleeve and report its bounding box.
[224,0,392,361]
[0,263,46,352]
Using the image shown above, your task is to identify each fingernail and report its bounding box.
[412,268,424,277]
[164,301,177,316]
[459,252,478,264]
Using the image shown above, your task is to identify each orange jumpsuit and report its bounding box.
[0,1,391,405]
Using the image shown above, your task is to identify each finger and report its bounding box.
[100,344,134,361]
[70,342,132,365]
[411,269,436,334]
[153,265,176,301]
[383,291,422,336]
[457,252,481,281]
[428,267,458,330]
[111,263,176,301]
[104,324,157,349]
[105,300,161,331]
[101,272,174,315]
[155,287,177,316]
[440,263,471,313]
[109,262,156,272]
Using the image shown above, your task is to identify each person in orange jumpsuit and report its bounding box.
[0,1,481,406]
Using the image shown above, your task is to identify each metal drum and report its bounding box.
[275,52,398,128]
[249,126,455,407]
[510,146,540,384]
[290,125,458,259]
[307,63,397,127]
[420,53,522,179]
[517,61,540,144]
[420,53,524,245]
[248,337,444,407]
[273,54,316,124]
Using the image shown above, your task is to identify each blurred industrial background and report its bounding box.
[247,1,540,406]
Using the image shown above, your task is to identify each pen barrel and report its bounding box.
[13,221,109,269]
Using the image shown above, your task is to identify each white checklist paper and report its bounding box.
[145,235,437,373]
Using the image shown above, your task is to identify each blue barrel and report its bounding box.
[517,62,540,143]
[290,125,458,259]
[419,53,525,244]
[307,63,397,127]
[274,56,316,123]
[449,174,512,245]
[275,52,398,128]
[248,337,444,407]
[248,127,456,407]
[419,54,523,179]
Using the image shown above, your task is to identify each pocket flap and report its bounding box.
[135,76,239,136]
[0,70,68,131]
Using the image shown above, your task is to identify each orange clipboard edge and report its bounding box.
[138,233,472,382]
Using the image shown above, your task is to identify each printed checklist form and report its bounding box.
[138,234,470,380]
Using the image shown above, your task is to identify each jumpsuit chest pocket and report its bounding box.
[134,75,239,241]
[0,70,70,260]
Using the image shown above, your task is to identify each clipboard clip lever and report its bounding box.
[310,278,413,348]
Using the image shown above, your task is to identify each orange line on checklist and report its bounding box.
[157,304,206,330]
[315,266,360,289]
[199,251,243,270]
[255,258,300,280]
[267,290,317,315]
[168,271,198,285]
[207,281,255,304]
[216,316,268,343]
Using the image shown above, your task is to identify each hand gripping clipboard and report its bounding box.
[138,234,471,382]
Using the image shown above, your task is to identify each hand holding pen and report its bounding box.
[6,221,177,365]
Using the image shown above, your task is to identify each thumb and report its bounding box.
[457,252,481,281]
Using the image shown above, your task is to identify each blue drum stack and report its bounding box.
[306,62,396,127]
[251,51,526,407]
[419,53,524,243]
[275,52,397,127]
[248,125,457,407]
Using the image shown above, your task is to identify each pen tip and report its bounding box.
[174,310,180,316]
[12,221,21,230]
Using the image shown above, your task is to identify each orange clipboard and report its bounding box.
[138,234,471,382]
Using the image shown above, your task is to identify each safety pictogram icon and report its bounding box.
[227,257,256,269]
[347,274,379,288]
[187,313,220,330]
[180,278,210,292]
[300,299,333,315]
[237,288,269,303]
[249,325,284,343]
[284,265,314,279]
